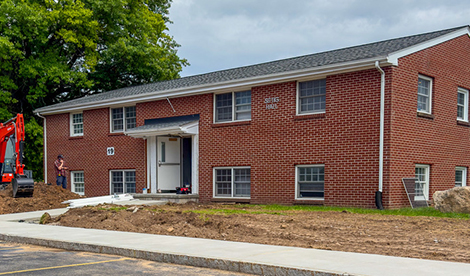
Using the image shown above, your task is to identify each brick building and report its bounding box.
[35,26,470,208]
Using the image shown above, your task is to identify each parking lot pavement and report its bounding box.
[0,241,251,276]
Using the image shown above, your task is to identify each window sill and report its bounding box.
[69,136,83,140]
[294,113,326,121]
[108,132,125,137]
[417,112,434,119]
[211,120,251,128]
[457,120,470,127]
[294,199,324,205]
[211,197,250,203]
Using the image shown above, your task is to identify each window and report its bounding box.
[417,76,432,114]
[455,167,467,187]
[415,164,430,201]
[110,170,136,194]
[214,91,251,122]
[298,79,326,114]
[70,113,83,136]
[71,171,84,195]
[111,106,136,132]
[296,165,324,199]
[457,88,469,121]
[214,167,251,198]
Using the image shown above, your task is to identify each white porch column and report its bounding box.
[191,134,199,194]
[148,136,157,193]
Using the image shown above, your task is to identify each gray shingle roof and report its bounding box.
[35,26,467,113]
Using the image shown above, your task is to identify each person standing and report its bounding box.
[54,154,69,189]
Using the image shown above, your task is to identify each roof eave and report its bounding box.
[387,26,470,65]
[35,57,390,115]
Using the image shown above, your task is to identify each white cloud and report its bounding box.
[169,0,470,76]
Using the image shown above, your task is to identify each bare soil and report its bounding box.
[1,185,469,264]
[0,182,81,214]
[49,203,470,264]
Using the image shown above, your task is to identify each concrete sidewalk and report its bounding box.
[0,209,469,276]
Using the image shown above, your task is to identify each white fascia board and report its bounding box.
[387,27,470,65]
[36,57,389,115]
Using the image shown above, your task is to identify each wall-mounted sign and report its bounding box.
[265,97,280,109]
[107,147,115,156]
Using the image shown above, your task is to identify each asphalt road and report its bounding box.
[0,241,251,276]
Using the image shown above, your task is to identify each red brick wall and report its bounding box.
[135,68,385,207]
[46,108,146,196]
[43,34,470,207]
[386,34,470,208]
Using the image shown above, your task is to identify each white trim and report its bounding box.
[109,169,136,194]
[295,164,325,200]
[387,27,470,65]
[191,134,199,194]
[125,121,199,138]
[148,137,157,193]
[69,112,83,137]
[213,166,251,199]
[415,164,430,201]
[417,75,433,114]
[296,79,327,116]
[457,87,469,122]
[71,171,85,196]
[455,166,467,187]
[35,58,390,115]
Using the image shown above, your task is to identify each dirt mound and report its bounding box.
[51,203,470,263]
[0,182,81,214]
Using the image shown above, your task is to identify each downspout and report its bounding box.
[36,113,47,184]
[375,61,385,210]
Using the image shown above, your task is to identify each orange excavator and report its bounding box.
[0,114,34,197]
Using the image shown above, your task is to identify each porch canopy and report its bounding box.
[125,114,199,138]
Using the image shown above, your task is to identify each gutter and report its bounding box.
[34,57,390,115]
[35,113,47,184]
[375,61,385,210]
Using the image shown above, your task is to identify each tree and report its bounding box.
[0,0,188,180]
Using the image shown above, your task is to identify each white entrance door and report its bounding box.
[157,137,180,191]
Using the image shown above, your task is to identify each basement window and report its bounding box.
[110,170,136,194]
[415,164,430,201]
[296,165,324,200]
[455,167,467,187]
[213,167,251,198]
[71,171,85,196]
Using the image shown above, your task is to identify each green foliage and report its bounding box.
[0,0,187,176]
[24,117,43,181]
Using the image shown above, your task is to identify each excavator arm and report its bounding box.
[0,114,34,197]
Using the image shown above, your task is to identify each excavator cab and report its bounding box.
[0,115,35,197]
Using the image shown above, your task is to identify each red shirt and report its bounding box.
[54,159,67,177]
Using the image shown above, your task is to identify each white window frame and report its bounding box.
[295,164,325,200]
[457,87,469,122]
[455,167,467,187]
[213,166,251,198]
[213,91,252,123]
[109,169,136,194]
[415,164,430,201]
[417,75,433,114]
[70,112,83,137]
[296,79,326,116]
[71,171,85,196]
[110,106,136,133]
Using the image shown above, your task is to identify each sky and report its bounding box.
[168,0,470,77]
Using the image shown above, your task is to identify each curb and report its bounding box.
[0,233,348,276]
